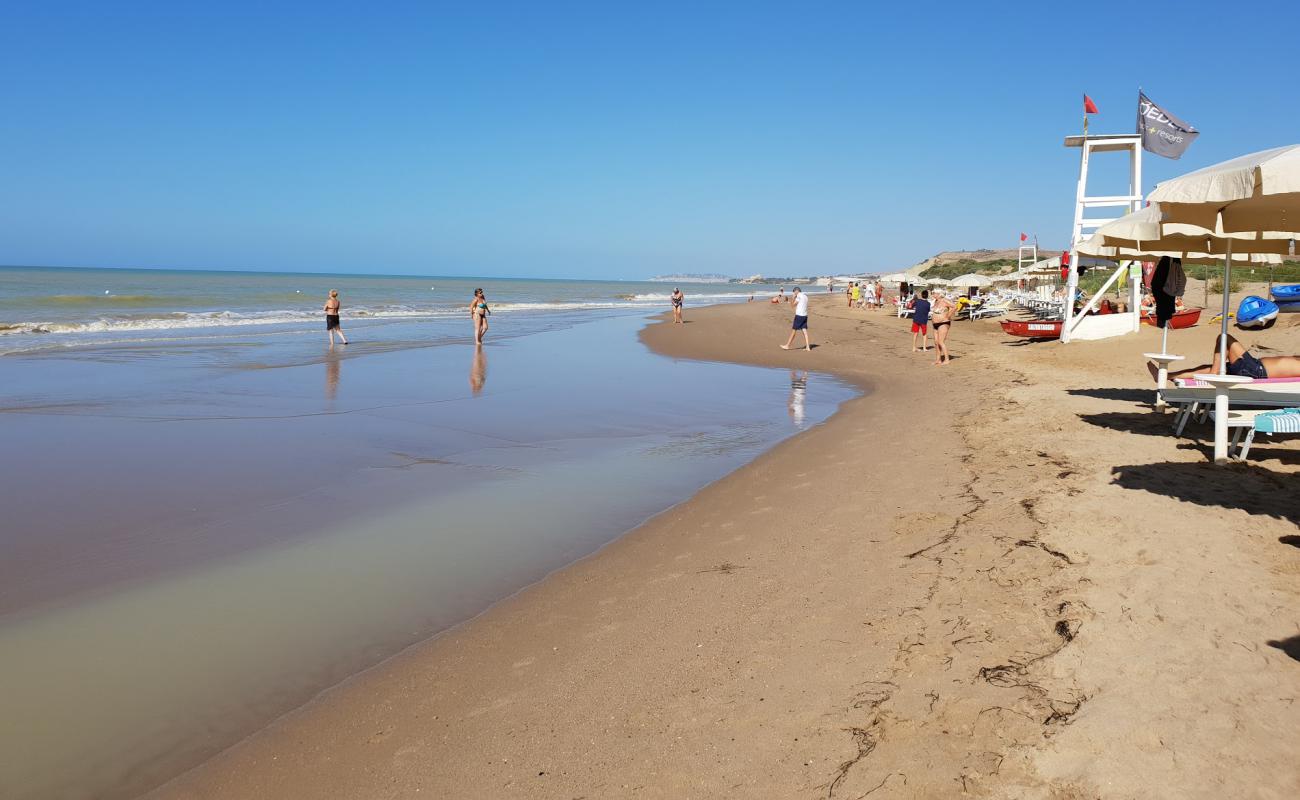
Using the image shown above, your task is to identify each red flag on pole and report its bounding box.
[1020,232,1028,242]
[1083,94,1099,114]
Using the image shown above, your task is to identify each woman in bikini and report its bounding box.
[324,289,348,346]
[671,288,684,324]
[930,290,955,365]
[470,288,490,344]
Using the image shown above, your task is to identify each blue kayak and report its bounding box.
[1270,284,1300,302]
[1237,295,1279,329]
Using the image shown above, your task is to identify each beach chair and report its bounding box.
[1213,407,1300,461]
[1162,383,1300,435]
[971,298,1012,320]
[895,299,913,318]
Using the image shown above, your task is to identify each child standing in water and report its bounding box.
[324,289,348,346]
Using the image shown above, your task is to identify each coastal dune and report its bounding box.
[156,297,1299,798]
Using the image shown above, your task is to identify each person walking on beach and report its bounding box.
[470,288,490,344]
[911,290,931,352]
[874,280,884,309]
[851,281,861,309]
[930,290,955,365]
[863,280,877,310]
[781,287,812,351]
[324,289,348,346]
[671,287,684,324]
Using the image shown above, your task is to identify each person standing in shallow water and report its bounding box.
[780,287,812,351]
[671,287,684,324]
[470,288,490,344]
[324,289,348,346]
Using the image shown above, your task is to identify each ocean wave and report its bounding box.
[0,295,753,338]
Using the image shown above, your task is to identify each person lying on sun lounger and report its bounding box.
[1151,334,1300,382]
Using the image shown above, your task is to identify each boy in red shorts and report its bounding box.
[911,290,931,352]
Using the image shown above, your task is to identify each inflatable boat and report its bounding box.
[1237,295,1279,329]
[1269,284,1300,312]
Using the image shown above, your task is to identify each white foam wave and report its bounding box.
[0,294,753,339]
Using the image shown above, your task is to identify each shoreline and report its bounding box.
[153,296,1299,799]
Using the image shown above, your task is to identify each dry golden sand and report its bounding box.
[155,294,1299,799]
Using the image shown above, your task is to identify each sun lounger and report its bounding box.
[971,299,1012,320]
[1212,407,1300,461]
[1162,383,1300,436]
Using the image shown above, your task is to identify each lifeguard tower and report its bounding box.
[1017,237,1037,272]
[1059,133,1144,342]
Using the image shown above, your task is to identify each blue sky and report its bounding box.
[1,1,1296,280]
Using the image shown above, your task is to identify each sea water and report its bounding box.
[0,267,849,799]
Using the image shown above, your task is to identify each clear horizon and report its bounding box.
[2,1,1296,280]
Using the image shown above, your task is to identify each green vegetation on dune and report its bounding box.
[921,258,1017,280]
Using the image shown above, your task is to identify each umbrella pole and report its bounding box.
[1161,323,1169,355]
[1218,241,1232,374]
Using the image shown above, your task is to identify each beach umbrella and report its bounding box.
[1081,145,1300,462]
[949,273,993,288]
[1079,229,1281,353]
[1145,145,1300,374]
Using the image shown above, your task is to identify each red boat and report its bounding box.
[1141,307,1202,329]
[1000,318,1063,338]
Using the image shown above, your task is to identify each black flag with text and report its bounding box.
[1138,92,1199,159]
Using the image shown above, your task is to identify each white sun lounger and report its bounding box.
[1164,383,1300,436]
[1212,407,1300,461]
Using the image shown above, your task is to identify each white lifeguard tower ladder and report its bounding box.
[1059,133,1144,342]
[1017,239,1038,272]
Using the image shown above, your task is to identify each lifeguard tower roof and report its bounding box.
[1064,134,1141,152]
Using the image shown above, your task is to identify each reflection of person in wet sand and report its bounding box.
[470,345,487,395]
[470,288,490,344]
[325,353,341,401]
[788,370,808,425]
[1153,334,1300,382]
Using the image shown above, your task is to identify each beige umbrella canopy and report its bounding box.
[1147,144,1300,235]
[949,273,993,288]
[1082,203,1292,256]
[1102,144,1300,462]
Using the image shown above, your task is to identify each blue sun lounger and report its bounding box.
[1221,407,1300,461]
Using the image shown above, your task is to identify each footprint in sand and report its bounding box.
[512,657,536,670]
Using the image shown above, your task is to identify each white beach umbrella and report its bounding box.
[949,273,993,288]
[1107,146,1300,375]
[1078,228,1283,354]
[1090,145,1300,462]
[878,272,912,283]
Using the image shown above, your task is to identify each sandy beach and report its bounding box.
[151,293,1300,799]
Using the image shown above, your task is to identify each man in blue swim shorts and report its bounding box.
[781,287,812,351]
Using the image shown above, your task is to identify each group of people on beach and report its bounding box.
[845,280,884,310]
[321,288,493,347]
[905,289,954,366]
